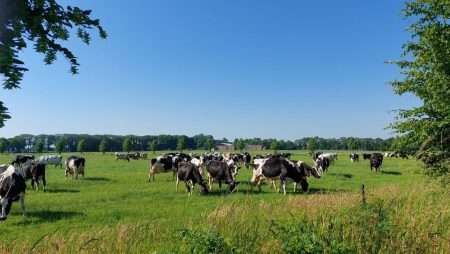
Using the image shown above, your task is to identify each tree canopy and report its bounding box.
[390,0,450,175]
[0,0,106,127]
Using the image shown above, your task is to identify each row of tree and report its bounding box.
[0,134,401,153]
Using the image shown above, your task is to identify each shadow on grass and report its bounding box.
[44,188,80,193]
[83,177,112,182]
[381,170,402,175]
[328,173,353,179]
[14,210,85,225]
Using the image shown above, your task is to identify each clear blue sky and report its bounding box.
[0,0,419,139]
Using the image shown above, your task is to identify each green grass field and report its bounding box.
[0,151,448,253]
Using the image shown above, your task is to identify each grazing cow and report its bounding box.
[37,155,63,168]
[315,156,330,174]
[363,153,371,160]
[350,153,359,162]
[370,153,383,172]
[11,155,34,166]
[65,156,85,179]
[115,152,130,162]
[251,156,321,194]
[0,165,26,221]
[176,162,208,195]
[204,160,238,192]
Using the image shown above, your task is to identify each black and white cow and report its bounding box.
[204,160,238,192]
[11,155,34,166]
[65,156,85,179]
[148,156,174,181]
[176,161,208,195]
[115,152,130,162]
[0,165,26,221]
[315,156,330,174]
[370,153,383,172]
[251,156,321,194]
[350,153,360,162]
[37,154,63,168]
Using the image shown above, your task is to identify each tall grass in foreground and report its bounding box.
[2,182,448,254]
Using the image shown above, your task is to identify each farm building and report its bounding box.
[215,142,233,151]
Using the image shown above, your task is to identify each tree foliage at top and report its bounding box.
[0,0,107,127]
[390,0,450,175]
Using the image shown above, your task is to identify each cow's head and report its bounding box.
[298,161,321,179]
[228,181,239,193]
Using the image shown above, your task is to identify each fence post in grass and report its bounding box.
[361,184,366,205]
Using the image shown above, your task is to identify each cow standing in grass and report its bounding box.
[251,156,321,194]
[65,156,86,179]
[37,155,63,168]
[204,160,238,192]
[176,162,208,195]
[0,165,26,221]
[370,153,383,172]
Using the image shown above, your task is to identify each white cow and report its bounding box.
[37,155,63,168]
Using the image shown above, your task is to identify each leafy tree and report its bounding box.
[177,136,187,151]
[389,0,450,175]
[206,139,214,151]
[307,138,318,155]
[123,137,132,152]
[0,0,107,127]
[234,139,245,151]
[270,140,280,153]
[99,138,108,154]
[55,139,65,154]
[34,139,44,153]
[0,102,11,128]
[0,138,8,153]
[148,140,158,154]
[77,139,86,153]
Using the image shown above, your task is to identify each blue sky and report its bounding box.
[0,0,419,139]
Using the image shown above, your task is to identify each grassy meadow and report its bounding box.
[0,151,448,253]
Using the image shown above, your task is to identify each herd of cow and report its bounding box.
[0,154,85,220]
[148,151,387,196]
[0,150,396,221]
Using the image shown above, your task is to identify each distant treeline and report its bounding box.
[0,134,396,153]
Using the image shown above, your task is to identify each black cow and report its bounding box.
[176,162,208,195]
[251,156,321,194]
[29,163,46,191]
[204,160,238,192]
[370,153,383,172]
[363,153,371,160]
[0,166,26,221]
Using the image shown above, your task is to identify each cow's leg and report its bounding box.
[176,176,179,192]
[42,175,46,191]
[271,180,278,192]
[19,193,25,216]
[0,198,8,220]
[218,181,222,191]
[31,178,36,191]
[208,174,212,191]
[184,181,191,195]
[293,182,297,193]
